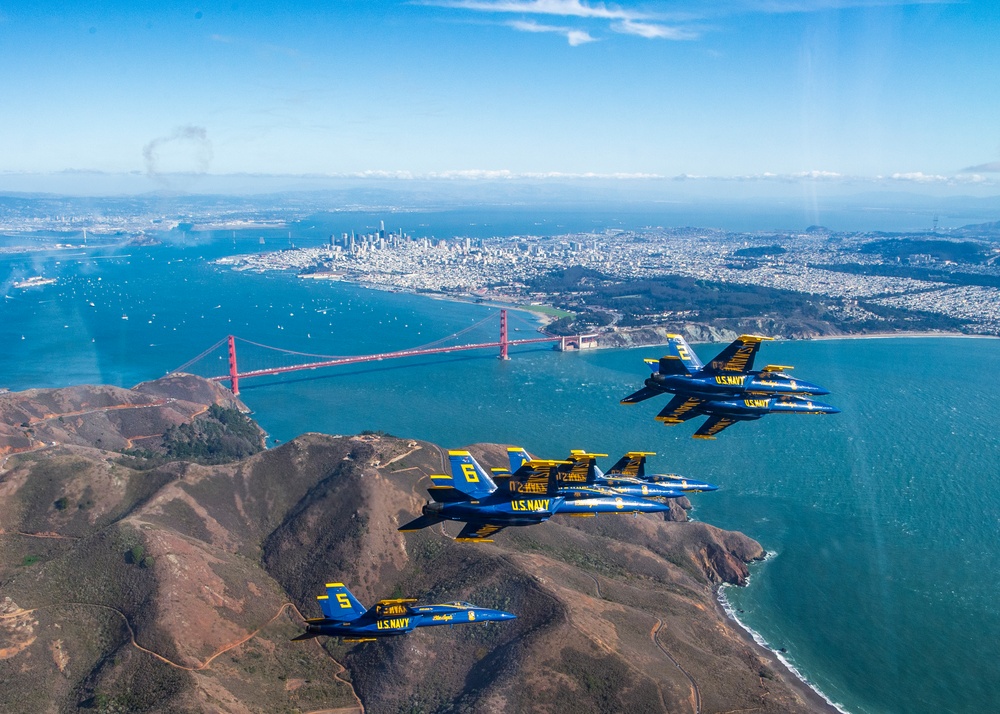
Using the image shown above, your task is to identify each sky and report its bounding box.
[2,0,1000,192]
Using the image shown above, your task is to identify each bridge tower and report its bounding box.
[499,309,510,360]
[227,335,240,395]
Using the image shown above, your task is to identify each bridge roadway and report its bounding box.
[207,335,565,384]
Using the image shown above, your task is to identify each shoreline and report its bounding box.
[714,583,850,714]
[803,330,998,342]
[259,267,1000,345]
[312,279,1000,344]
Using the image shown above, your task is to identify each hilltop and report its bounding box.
[0,376,833,713]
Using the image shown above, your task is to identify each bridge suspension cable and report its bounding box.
[169,337,227,375]
[169,309,588,394]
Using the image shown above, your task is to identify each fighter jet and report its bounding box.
[622,334,832,402]
[606,451,718,492]
[653,393,840,439]
[294,582,515,643]
[398,450,670,542]
[506,447,686,500]
[622,334,838,437]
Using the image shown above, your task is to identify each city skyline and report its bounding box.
[2,0,1000,191]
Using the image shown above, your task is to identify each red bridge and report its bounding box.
[171,309,597,395]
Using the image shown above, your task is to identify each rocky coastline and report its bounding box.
[1,376,838,713]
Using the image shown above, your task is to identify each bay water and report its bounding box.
[2,232,999,713]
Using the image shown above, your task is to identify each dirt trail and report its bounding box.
[0,600,364,712]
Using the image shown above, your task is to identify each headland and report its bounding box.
[214,221,1000,344]
[0,374,839,713]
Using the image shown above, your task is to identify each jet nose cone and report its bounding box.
[810,385,831,396]
[805,400,839,414]
[501,611,517,620]
[700,484,720,492]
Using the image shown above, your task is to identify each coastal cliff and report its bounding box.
[595,320,846,348]
[0,376,833,713]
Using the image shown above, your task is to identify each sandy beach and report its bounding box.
[713,589,847,714]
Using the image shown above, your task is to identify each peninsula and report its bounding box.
[215,223,1000,342]
[0,375,836,713]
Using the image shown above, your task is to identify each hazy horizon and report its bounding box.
[4,1,1000,184]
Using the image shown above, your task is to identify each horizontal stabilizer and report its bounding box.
[291,631,320,641]
[398,513,446,532]
[692,415,741,439]
[455,521,507,542]
[620,385,663,405]
[427,486,471,503]
[655,395,704,423]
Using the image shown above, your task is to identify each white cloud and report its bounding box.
[611,19,697,40]
[423,0,696,42]
[745,0,954,13]
[890,172,950,183]
[508,19,597,44]
[424,0,650,21]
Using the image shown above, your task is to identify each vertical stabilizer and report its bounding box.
[559,450,606,484]
[447,451,498,499]
[607,451,655,478]
[318,583,366,621]
[658,334,703,375]
[507,447,532,474]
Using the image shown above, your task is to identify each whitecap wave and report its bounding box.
[717,585,852,714]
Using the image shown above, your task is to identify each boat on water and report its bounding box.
[13,276,57,289]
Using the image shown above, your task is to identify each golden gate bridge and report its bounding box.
[170,309,596,395]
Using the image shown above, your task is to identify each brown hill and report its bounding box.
[0,376,833,713]
[0,374,249,457]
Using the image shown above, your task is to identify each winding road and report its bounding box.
[581,569,702,714]
[0,600,364,713]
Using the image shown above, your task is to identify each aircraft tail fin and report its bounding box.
[447,450,497,499]
[704,334,772,375]
[317,583,366,621]
[607,451,655,478]
[510,459,567,496]
[559,450,606,484]
[656,334,703,375]
[507,447,532,474]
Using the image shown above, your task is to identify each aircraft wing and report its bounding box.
[703,335,772,375]
[692,415,742,440]
[620,385,663,405]
[455,521,507,543]
[655,395,705,424]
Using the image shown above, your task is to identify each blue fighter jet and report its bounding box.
[622,334,838,438]
[398,450,670,542]
[506,447,686,500]
[606,452,718,492]
[294,583,516,643]
[654,393,840,439]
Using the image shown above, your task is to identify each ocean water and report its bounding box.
[2,238,1000,713]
